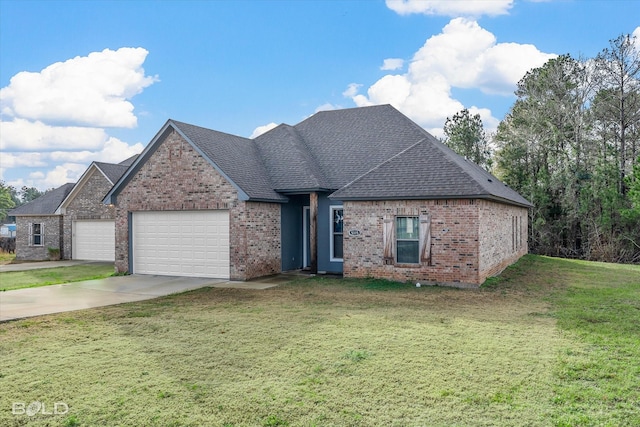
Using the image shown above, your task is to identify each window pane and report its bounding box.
[333,234,343,259]
[33,223,41,234]
[397,241,419,264]
[396,217,418,239]
[34,235,42,246]
[333,209,343,233]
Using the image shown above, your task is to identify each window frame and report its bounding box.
[330,205,344,262]
[30,222,44,247]
[395,216,420,264]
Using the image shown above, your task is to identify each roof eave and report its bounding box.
[330,193,533,208]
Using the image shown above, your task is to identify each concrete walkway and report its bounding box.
[0,272,284,322]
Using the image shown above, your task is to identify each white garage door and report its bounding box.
[73,220,115,261]
[132,210,229,278]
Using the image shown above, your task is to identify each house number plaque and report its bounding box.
[348,229,361,236]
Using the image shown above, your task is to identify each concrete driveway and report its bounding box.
[0,269,282,322]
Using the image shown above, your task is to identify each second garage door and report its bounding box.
[73,220,115,261]
[132,210,229,278]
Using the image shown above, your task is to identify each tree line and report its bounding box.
[444,33,640,263]
[0,183,46,222]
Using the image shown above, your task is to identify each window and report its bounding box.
[383,214,431,266]
[396,216,419,263]
[30,223,43,246]
[330,206,343,261]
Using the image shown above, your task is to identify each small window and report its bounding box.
[396,216,419,263]
[330,206,343,261]
[30,223,43,246]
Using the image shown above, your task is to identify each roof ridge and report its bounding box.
[283,125,330,188]
[170,119,254,142]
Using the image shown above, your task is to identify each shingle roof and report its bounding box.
[8,183,75,216]
[286,104,427,190]
[94,162,130,184]
[254,124,329,191]
[104,104,531,208]
[171,121,286,202]
[329,135,532,207]
[118,155,138,167]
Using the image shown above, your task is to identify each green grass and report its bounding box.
[0,252,16,265]
[0,264,116,291]
[0,255,638,426]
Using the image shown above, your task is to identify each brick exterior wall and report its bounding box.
[343,199,528,287]
[15,216,63,261]
[230,201,281,279]
[113,129,281,280]
[62,167,116,259]
[478,200,529,282]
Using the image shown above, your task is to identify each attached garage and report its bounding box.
[73,220,115,261]
[132,210,230,278]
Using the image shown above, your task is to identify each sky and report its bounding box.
[1,0,639,192]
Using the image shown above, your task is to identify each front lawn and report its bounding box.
[0,263,116,291]
[0,255,638,426]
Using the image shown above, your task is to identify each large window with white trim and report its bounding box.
[330,206,343,261]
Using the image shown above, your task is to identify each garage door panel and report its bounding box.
[73,220,115,261]
[132,210,229,278]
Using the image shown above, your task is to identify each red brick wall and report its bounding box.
[343,199,529,287]
[113,129,281,280]
[478,200,529,282]
[343,200,481,286]
[230,202,281,279]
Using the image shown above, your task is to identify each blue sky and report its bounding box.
[1,0,639,192]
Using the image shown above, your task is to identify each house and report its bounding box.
[9,183,75,261]
[104,105,531,287]
[8,156,136,261]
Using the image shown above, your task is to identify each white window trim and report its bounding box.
[330,205,344,262]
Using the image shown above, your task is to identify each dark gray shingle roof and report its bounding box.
[171,121,286,202]
[288,104,427,190]
[254,124,329,191]
[94,162,130,184]
[105,104,531,208]
[8,183,75,216]
[329,135,532,207]
[118,155,138,167]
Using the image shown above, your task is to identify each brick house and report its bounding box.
[105,105,531,287]
[9,157,135,261]
[9,183,75,261]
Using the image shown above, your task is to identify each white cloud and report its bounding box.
[342,83,362,98]
[381,58,404,70]
[0,47,155,191]
[0,47,158,128]
[386,0,513,17]
[250,122,278,139]
[315,103,340,113]
[0,118,108,151]
[42,163,88,188]
[634,26,640,49]
[344,18,556,132]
